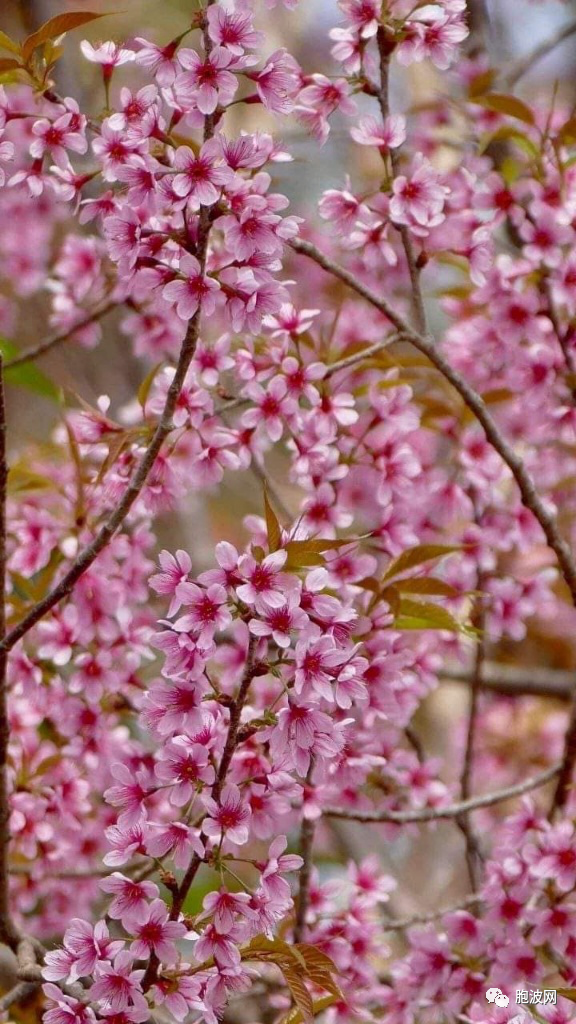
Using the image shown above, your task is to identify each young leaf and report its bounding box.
[555,989,576,1004]
[264,486,282,552]
[0,338,61,402]
[283,968,314,1023]
[394,598,463,633]
[395,578,460,598]
[479,124,540,160]
[382,544,461,583]
[7,466,53,494]
[294,944,340,976]
[472,93,535,126]
[0,58,22,73]
[137,362,164,412]
[22,11,107,62]
[558,117,576,145]
[0,32,22,56]
[279,994,340,1024]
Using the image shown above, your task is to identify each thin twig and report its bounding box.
[550,709,576,816]
[323,333,406,377]
[376,26,427,335]
[323,763,560,823]
[0,357,16,949]
[503,20,576,88]
[294,761,316,943]
[5,301,116,369]
[9,865,110,878]
[0,980,39,1012]
[289,237,576,608]
[217,333,405,418]
[382,893,482,932]
[441,661,574,701]
[0,233,213,657]
[456,581,486,889]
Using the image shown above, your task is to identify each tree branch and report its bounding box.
[323,763,559,823]
[0,226,213,657]
[0,357,17,950]
[4,300,117,369]
[503,20,576,88]
[376,26,427,334]
[0,980,39,1013]
[293,761,316,943]
[289,237,576,609]
[382,893,482,932]
[456,582,486,889]
[441,661,574,701]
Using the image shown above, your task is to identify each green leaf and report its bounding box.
[558,117,576,144]
[22,11,107,62]
[395,578,460,598]
[467,68,497,99]
[284,537,356,570]
[137,361,164,411]
[264,486,282,552]
[382,544,461,583]
[0,32,22,56]
[472,92,535,125]
[477,125,540,159]
[394,598,464,633]
[0,338,61,402]
[7,466,53,494]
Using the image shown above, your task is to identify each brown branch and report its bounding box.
[382,893,482,932]
[456,584,486,889]
[0,230,212,658]
[323,763,560,823]
[16,937,41,983]
[323,333,406,377]
[142,636,259,995]
[289,237,576,608]
[0,980,39,1012]
[0,357,17,950]
[441,661,574,701]
[376,26,427,335]
[4,301,117,369]
[550,709,576,816]
[293,762,316,943]
[503,20,576,88]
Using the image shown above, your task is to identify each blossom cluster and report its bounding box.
[0,0,576,1023]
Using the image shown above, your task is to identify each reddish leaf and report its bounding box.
[22,11,107,62]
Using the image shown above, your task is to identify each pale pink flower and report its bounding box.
[249,49,300,114]
[80,40,135,76]
[155,736,215,805]
[350,114,406,149]
[202,783,251,845]
[149,549,192,617]
[90,952,148,1013]
[100,873,160,929]
[172,139,234,205]
[130,899,187,963]
[162,254,220,320]
[176,46,238,114]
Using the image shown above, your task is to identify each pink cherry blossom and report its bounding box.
[202,783,251,845]
[162,254,220,320]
